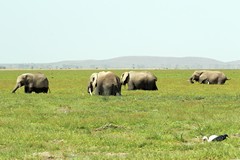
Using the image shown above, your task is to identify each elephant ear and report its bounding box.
[199,74,208,84]
[25,74,34,85]
[17,74,28,85]
[90,73,98,88]
[196,71,204,76]
[121,72,129,85]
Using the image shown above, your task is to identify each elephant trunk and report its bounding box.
[121,80,128,86]
[12,83,20,93]
[189,77,194,84]
[88,87,92,96]
[87,82,93,96]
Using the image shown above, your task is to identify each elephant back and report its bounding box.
[130,71,157,81]
[98,72,118,85]
[33,73,49,87]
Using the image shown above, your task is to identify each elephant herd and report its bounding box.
[11,70,230,95]
[87,71,158,96]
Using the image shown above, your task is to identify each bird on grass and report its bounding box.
[212,134,229,141]
[202,135,218,142]
[202,134,228,142]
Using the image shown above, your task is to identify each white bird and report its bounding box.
[203,134,229,142]
[202,135,218,142]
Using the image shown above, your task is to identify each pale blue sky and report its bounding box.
[0,0,239,63]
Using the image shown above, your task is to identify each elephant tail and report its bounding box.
[48,87,51,93]
[154,75,157,81]
[153,84,158,90]
[111,84,121,96]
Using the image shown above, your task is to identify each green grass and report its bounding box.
[0,69,240,159]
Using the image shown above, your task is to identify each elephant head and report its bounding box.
[121,72,129,86]
[87,73,98,95]
[12,73,33,93]
[189,71,204,84]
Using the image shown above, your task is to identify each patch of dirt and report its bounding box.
[94,123,125,131]
[32,151,65,159]
[57,105,71,114]
[32,152,55,159]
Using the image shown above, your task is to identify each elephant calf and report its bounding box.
[121,71,158,90]
[87,71,121,96]
[189,70,229,84]
[12,73,49,93]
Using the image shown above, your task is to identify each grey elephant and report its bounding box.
[12,73,49,93]
[87,71,121,96]
[189,70,229,84]
[121,71,158,90]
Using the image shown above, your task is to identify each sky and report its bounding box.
[0,0,240,63]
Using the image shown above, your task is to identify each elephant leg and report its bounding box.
[152,83,158,90]
[95,87,101,95]
[32,87,37,93]
[141,83,146,90]
[33,88,40,93]
[115,86,121,96]
[27,84,34,93]
[201,79,209,84]
[146,80,154,90]
[105,90,111,95]
[103,86,112,95]
[128,82,135,90]
[43,87,49,93]
[199,77,207,84]
[33,87,48,93]
[108,84,114,95]
[24,86,28,93]
[110,85,121,96]
[25,86,33,93]
[29,87,33,93]
[218,80,225,84]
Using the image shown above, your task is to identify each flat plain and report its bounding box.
[0,69,240,159]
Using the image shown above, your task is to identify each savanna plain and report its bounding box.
[0,69,240,159]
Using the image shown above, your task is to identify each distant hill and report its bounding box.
[1,56,240,69]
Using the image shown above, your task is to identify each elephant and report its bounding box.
[189,70,229,84]
[121,71,158,90]
[87,71,121,96]
[12,73,49,93]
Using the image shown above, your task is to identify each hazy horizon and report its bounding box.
[0,55,239,64]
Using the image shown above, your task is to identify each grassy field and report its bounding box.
[0,69,240,159]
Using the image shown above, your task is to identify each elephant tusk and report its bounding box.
[88,88,92,96]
